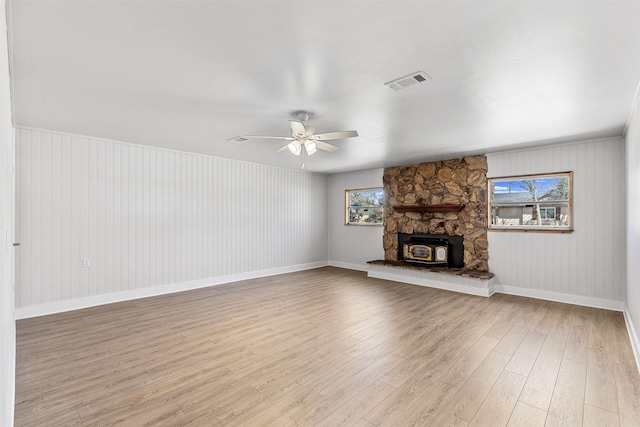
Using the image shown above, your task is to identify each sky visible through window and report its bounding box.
[493,177,560,194]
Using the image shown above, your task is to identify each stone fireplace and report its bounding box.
[383,156,489,272]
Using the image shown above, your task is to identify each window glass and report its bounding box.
[488,172,572,232]
[345,188,384,225]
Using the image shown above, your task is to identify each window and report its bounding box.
[488,172,572,232]
[539,207,556,220]
[345,188,384,225]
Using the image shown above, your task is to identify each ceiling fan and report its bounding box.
[230,111,358,157]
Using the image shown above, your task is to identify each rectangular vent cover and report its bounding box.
[385,71,430,91]
[228,136,249,143]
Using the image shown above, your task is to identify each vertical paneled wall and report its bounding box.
[0,0,16,422]
[16,128,328,310]
[626,93,640,359]
[328,169,384,270]
[487,137,626,304]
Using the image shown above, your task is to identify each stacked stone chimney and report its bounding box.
[383,156,489,271]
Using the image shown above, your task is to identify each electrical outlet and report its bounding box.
[83,259,91,267]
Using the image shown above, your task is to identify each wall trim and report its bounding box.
[367,264,494,297]
[624,306,640,374]
[328,260,369,272]
[365,264,624,312]
[15,261,328,319]
[491,284,624,311]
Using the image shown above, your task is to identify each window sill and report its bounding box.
[488,227,573,233]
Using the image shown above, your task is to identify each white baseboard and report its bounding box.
[367,264,494,297]
[15,261,328,319]
[624,307,640,375]
[328,261,369,272]
[364,264,625,312]
[493,284,625,312]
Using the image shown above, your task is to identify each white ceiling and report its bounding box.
[8,0,640,174]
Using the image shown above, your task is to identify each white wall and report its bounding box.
[625,89,640,366]
[328,168,384,270]
[15,128,328,317]
[328,142,627,311]
[487,137,626,309]
[0,0,16,424]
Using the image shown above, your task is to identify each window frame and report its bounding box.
[344,187,384,226]
[487,171,573,233]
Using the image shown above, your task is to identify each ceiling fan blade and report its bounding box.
[241,135,295,140]
[289,120,307,135]
[313,130,359,141]
[315,141,338,152]
[276,144,290,152]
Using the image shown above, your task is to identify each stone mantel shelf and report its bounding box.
[393,204,464,213]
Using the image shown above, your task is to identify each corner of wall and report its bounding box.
[625,80,640,375]
[624,306,640,375]
[0,0,16,423]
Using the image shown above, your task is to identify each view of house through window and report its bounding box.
[488,172,573,232]
[345,188,384,225]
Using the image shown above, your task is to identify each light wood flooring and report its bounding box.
[14,267,640,426]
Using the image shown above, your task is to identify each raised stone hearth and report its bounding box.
[383,156,489,272]
[367,259,494,280]
[366,260,495,297]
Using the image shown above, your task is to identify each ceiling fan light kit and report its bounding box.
[231,110,358,158]
[287,140,302,155]
[304,141,317,155]
[286,139,317,156]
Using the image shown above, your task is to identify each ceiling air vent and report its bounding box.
[228,136,249,143]
[384,71,430,91]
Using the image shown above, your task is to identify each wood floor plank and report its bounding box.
[217,383,311,427]
[563,309,589,364]
[483,311,517,341]
[245,387,323,426]
[12,267,640,426]
[314,380,396,427]
[607,311,637,366]
[585,347,619,413]
[587,307,613,353]
[546,358,587,427]
[583,404,620,427]
[83,402,184,427]
[614,361,640,427]
[400,379,464,426]
[352,418,377,427]
[363,371,438,426]
[494,320,531,356]
[296,352,404,425]
[468,370,527,427]
[505,331,546,376]
[442,335,499,388]
[507,401,547,427]
[445,350,512,422]
[519,345,563,410]
[425,411,470,427]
